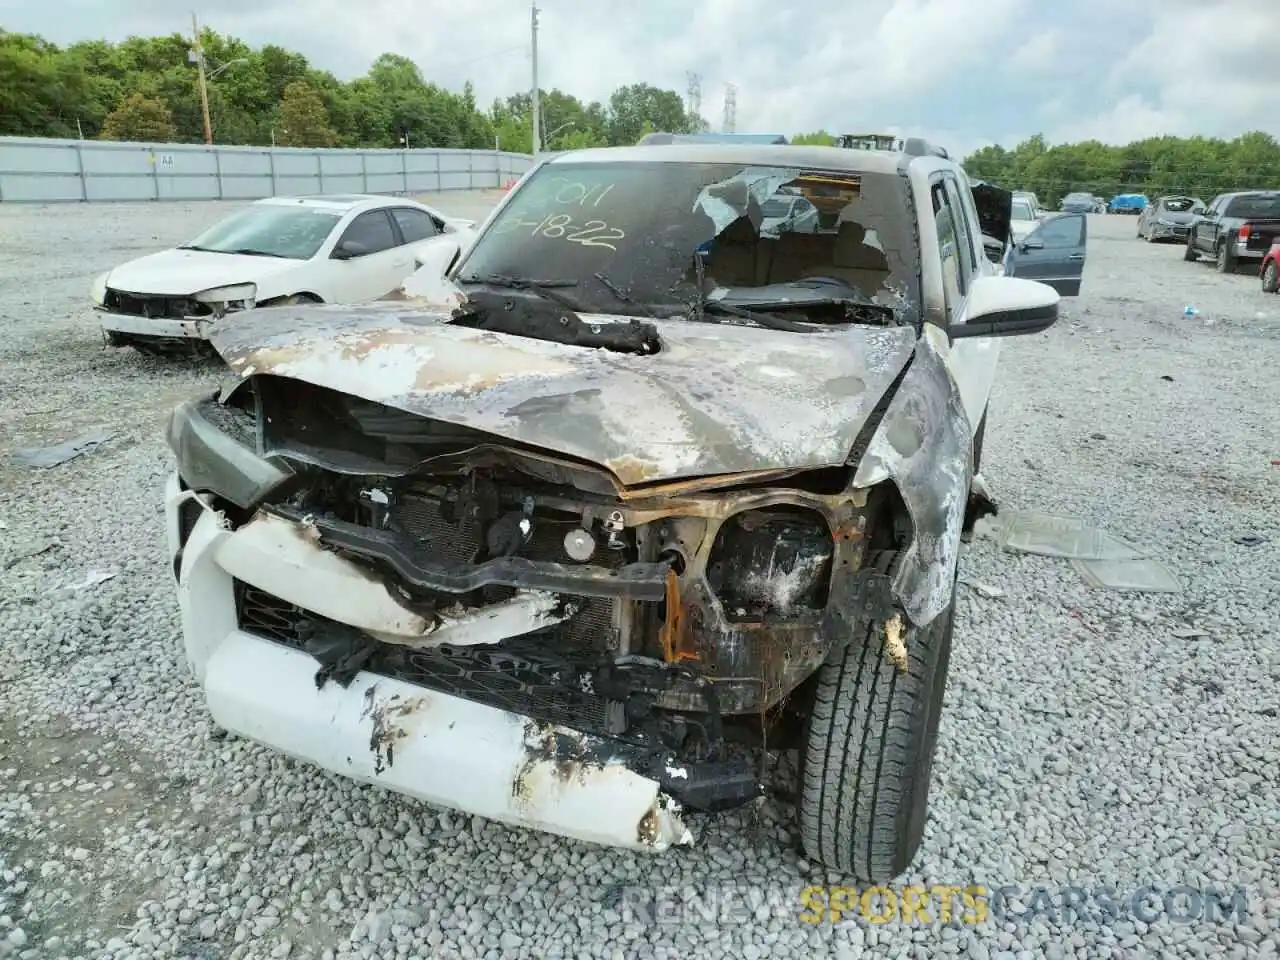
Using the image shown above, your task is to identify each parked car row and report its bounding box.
[1132,190,1280,292]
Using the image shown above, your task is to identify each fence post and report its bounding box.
[435,151,442,192]
[150,145,160,200]
[73,142,88,201]
[268,149,277,197]
[213,147,224,200]
[360,152,368,193]
[400,150,408,196]
[317,152,324,194]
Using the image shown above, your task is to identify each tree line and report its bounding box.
[5,26,1278,205]
[0,28,704,151]
[791,130,1280,208]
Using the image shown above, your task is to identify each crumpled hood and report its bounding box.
[105,247,299,297]
[208,304,919,486]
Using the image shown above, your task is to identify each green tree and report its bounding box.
[277,80,337,147]
[791,130,837,146]
[99,91,176,142]
[606,83,689,144]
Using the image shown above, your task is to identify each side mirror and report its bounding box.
[1020,237,1044,251]
[333,239,369,260]
[950,275,1058,340]
[982,235,1004,264]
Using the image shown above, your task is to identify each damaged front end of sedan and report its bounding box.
[163,151,983,859]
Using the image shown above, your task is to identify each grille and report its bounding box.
[234,581,624,738]
[393,488,622,659]
[105,289,212,319]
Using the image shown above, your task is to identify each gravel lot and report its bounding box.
[1,199,1277,960]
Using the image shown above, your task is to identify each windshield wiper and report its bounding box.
[701,299,818,333]
[456,273,581,311]
[452,273,660,354]
[706,278,897,327]
[176,244,288,258]
[228,248,289,258]
[591,272,658,319]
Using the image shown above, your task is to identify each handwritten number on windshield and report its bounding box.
[550,179,614,207]
[531,214,623,250]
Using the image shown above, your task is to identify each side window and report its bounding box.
[336,210,397,256]
[1035,216,1084,248]
[943,175,979,281]
[391,208,440,243]
[1206,196,1224,215]
[931,180,964,314]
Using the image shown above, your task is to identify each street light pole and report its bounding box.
[530,3,541,159]
[191,12,213,145]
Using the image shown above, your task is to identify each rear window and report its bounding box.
[1011,199,1035,220]
[1224,195,1280,219]
[1161,197,1196,212]
[457,160,922,323]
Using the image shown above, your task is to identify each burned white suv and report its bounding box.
[164,144,1083,881]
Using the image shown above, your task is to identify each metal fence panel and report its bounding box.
[0,136,535,203]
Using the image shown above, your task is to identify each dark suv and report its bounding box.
[1185,191,1280,272]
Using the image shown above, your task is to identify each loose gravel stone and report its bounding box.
[0,204,1277,960]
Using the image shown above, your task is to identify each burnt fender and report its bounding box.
[850,335,972,627]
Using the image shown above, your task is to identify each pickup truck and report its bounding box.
[1184,191,1280,273]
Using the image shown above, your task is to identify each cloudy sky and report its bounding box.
[3,0,1275,156]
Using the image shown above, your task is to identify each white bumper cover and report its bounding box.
[164,474,693,852]
[99,310,210,340]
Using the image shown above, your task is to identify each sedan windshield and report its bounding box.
[182,205,343,259]
[1011,199,1035,220]
[454,160,921,324]
[1161,197,1198,213]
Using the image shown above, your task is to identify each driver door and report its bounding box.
[329,210,416,301]
[1004,214,1088,296]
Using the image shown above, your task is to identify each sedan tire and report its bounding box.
[1263,262,1279,294]
[1216,243,1234,274]
[798,550,956,882]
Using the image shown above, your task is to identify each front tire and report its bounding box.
[1263,262,1279,294]
[1216,242,1234,274]
[798,550,956,882]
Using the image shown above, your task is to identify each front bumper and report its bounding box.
[98,309,211,341]
[1148,222,1189,240]
[164,473,696,852]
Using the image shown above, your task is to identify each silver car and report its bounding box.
[1137,195,1205,243]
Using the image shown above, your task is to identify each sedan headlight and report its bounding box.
[192,282,258,314]
[90,271,109,306]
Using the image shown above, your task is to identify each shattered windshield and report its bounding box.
[454,160,921,325]
[182,205,342,259]
[1161,197,1197,213]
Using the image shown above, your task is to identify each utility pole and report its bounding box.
[191,12,213,145]
[530,3,541,159]
[722,83,737,134]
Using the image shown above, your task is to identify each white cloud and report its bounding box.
[1007,30,1060,74]
[2,0,1277,148]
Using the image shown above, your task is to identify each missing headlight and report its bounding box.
[706,508,833,621]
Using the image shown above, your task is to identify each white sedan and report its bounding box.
[90,194,477,352]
